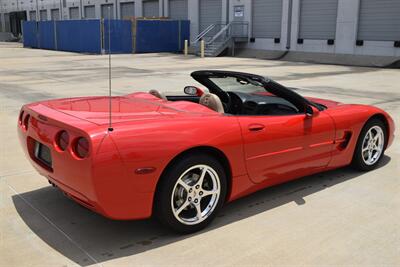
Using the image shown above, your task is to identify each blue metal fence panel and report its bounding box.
[104,20,133,54]
[22,21,38,48]
[179,20,190,50]
[135,20,190,53]
[56,20,101,53]
[38,21,56,50]
[21,19,189,54]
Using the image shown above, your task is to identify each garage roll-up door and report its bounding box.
[69,7,79,19]
[252,0,282,38]
[358,0,400,41]
[299,0,338,40]
[143,0,159,18]
[120,2,135,19]
[84,5,95,19]
[199,0,222,32]
[40,10,48,21]
[169,0,188,20]
[101,4,114,19]
[29,10,36,21]
[4,13,10,31]
[51,9,60,20]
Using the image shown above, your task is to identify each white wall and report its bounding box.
[0,0,399,57]
[239,0,400,57]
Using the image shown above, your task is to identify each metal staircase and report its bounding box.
[190,21,249,57]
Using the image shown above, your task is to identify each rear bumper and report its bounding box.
[18,106,155,220]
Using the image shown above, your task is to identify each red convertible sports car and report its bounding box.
[18,70,394,233]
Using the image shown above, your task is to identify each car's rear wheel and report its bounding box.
[155,154,227,233]
[352,118,387,171]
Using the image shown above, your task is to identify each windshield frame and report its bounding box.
[191,70,315,113]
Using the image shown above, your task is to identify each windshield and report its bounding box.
[209,76,266,94]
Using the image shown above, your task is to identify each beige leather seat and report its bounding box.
[199,93,224,113]
[149,89,167,100]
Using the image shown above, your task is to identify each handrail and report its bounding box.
[192,22,228,45]
[192,24,217,44]
[192,21,250,57]
[206,22,232,45]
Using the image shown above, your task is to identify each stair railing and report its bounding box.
[192,23,222,46]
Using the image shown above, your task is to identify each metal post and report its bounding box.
[80,0,83,19]
[286,0,293,50]
[35,0,39,21]
[184,39,188,56]
[54,20,57,50]
[200,39,205,58]
[59,0,62,20]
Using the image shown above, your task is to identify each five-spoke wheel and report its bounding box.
[352,118,387,171]
[155,154,227,233]
[171,165,221,225]
[360,126,384,166]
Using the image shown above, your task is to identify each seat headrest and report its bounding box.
[149,89,167,100]
[199,93,224,113]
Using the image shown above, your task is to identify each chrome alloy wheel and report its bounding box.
[171,164,221,225]
[361,126,384,166]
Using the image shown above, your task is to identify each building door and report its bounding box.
[101,4,114,19]
[252,0,282,39]
[51,9,60,21]
[29,10,37,21]
[120,2,135,20]
[169,0,188,20]
[4,13,10,32]
[232,5,244,37]
[9,11,27,36]
[199,0,222,32]
[40,10,48,21]
[143,0,159,18]
[358,0,400,41]
[299,0,338,40]
[69,7,80,19]
[84,5,96,19]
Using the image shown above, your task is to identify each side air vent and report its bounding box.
[336,131,352,150]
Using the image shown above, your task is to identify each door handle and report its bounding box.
[248,123,265,132]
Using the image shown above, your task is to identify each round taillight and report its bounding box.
[19,111,24,125]
[23,114,30,130]
[74,137,89,158]
[56,131,69,151]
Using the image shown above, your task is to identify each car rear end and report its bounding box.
[18,102,103,211]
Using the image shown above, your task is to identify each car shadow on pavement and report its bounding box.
[12,156,390,266]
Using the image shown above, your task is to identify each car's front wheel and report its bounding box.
[155,154,227,233]
[352,118,387,171]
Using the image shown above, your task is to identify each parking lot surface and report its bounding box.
[0,42,399,266]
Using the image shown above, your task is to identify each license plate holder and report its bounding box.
[34,141,52,168]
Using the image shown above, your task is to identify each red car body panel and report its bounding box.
[18,92,395,220]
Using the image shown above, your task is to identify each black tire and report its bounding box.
[351,118,387,171]
[154,153,227,234]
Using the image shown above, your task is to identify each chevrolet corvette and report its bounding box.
[18,70,394,233]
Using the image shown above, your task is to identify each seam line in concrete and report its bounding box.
[6,181,102,267]
[0,170,36,179]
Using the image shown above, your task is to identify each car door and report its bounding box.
[238,111,335,184]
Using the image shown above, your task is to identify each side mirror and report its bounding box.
[305,105,319,117]
[184,86,204,96]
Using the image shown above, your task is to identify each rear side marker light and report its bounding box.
[19,111,24,125]
[74,137,89,159]
[23,114,30,130]
[56,131,69,151]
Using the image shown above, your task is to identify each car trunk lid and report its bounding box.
[39,96,166,125]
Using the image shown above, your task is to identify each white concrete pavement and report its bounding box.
[0,43,399,266]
